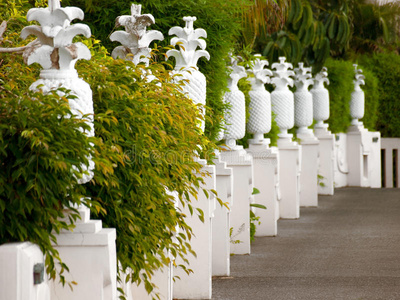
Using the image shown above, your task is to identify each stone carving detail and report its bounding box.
[223,56,247,149]
[350,64,365,126]
[294,62,314,134]
[271,57,295,138]
[247,54,273,142]
[110,4,164,66]
[21,0,94,184]
[311,67,330,128]
[166,16,210,132]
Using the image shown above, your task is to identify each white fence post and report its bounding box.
[381,138,400,188]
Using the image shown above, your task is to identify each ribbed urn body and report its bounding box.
[271,89,294,132]
[311,87,330,123]
[350,89,365,121]
[224,89,246,140]
[294,89,313,129]
[248,88,271,135]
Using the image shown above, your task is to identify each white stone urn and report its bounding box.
[247,54,273,143]
[166,16,210,132]
[310,67,330,128]
[271,57,295,138]
[223,56,247,149]
[21,0,94,184]
[294,62,314,134]
[350,64,365,126]
[110,4,164,66]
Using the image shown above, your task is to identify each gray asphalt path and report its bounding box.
[212,187,400,300]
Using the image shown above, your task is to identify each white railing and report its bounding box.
[381,138,400,188]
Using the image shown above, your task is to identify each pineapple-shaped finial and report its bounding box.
[293,62,314,134]
[311,67,330,128]
[20,0,94,183]
[246,54,273,143]
[20,0,91,71]
[166,17,210,132]
[110,4,164,66]
[271,57,295,138]
[223,55,247,149]
[350,64,366,126]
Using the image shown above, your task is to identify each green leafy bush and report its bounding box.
[62,0,250,142]
[359,52,400,137]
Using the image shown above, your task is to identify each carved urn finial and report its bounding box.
[110,4,164,66]
[20,0,91,72]
[166,16,210,69]
[294,62,314,134]
[247,54,273,143]
[311,67,330,128]
[271,56,295,138]
[21,0,94,183]
[223,55,247,149]
[350,64,366,126]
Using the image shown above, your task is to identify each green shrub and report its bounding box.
[359,52,400,137]
[62,0,251,142]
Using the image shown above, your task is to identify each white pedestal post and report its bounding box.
[314,126,335,195]
[212,154,233,276]
[297,132,319,207]
[347,125,381,187]
[50,207,117,300]
[247,139,279,236]
[220,148,254,255]
[173,161,216,300]
[0,242,50,300]
[278,137,301,219]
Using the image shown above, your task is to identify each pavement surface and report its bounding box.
[212,187,400,300]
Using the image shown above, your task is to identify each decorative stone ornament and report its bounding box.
[311,67,330,128]
[166,16,210,132]
[21,0,94,184]
[294,62,314,134]
[247,54,273,143]
[271,57,295,138]
[350,64,365,126]
[223,56,247,149]
[110,4,164,66]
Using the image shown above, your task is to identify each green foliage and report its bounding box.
[249,202,266,242]
[0,49,94,287]
[324,58,379,133]
[75,40,214,294]
[324,58,353,133]
[62,0,249,142]
[359,52,400,137]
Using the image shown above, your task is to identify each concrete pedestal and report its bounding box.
[246,139,279,236]
[297,131,319,207]
[220,147,253,255]
[0,242,50,300]
[347,125,381,187]
[314,126,335,195]
[278,137,301,219]
[50,207,117,300]
[334,133,349,188]
[173,160,216,300]
[212,155,233,276]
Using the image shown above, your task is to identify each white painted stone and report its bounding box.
[167,17,210,132]
[297,133,319,207]
[0,242,50,300]
[219,147,254,254]
[350,64,365,126]
[173,161,216,300]
[110,4,164,66]
[314,126,335,195]
[334,133,349,188]
[347,125,381,187]
[294,63,314,134]
[247,140,279,236]
[277,138,301,219]
[212,153,233,276]
[381,138,400,188]
[311,67,330,128]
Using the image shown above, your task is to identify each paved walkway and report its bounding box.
[212,188,400,300]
